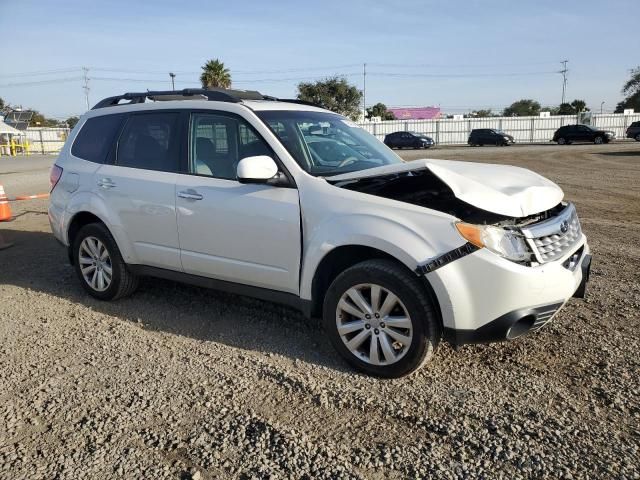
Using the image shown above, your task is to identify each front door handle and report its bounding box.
[177,190,203,200]
[97,178,116,189]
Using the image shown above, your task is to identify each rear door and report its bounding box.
[175,110,301,294]
[94,111,182,270]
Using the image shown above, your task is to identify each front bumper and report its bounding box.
[426,238,591,346]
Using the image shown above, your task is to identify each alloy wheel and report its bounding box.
[335,283,413,366]
[78,236,112,292]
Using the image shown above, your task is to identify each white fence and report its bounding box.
[25,127,70,154]
[358,113,640,145]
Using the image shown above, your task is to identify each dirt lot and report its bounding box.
[1,143,639,479]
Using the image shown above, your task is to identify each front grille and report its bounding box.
[521,203,583,264]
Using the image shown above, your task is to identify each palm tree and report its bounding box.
[200,59,231,89]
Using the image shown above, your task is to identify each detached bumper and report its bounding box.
[427,239,591,346]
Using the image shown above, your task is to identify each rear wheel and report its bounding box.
[322,259,440,378]
[73,223,139,300]
[557,137,567,145]
[594,136,604,144]
[635,133,640,142]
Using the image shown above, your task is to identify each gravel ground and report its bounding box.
[1,143,639,479]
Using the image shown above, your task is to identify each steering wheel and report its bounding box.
[337,156,359,168]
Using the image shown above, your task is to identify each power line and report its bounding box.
[0,77,82,88]
[0,67,81,78]
[368,71,559,78]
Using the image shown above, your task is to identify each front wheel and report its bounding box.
[594,136,604,144]
[557,137,567,145]
[323,259,440,378]
[73,223,139,301]
[635,133,640,142]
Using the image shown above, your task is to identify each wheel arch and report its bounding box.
[66,211,125,265]
[307,245,442,325]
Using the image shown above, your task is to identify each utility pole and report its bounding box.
[363,63,366,121]
[82,67,90,111]
[169,72,176,91]
[560,60,568,105]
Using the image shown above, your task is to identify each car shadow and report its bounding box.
[593,149,640,156]
[0,228,350,372]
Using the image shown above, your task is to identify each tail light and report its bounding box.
[50,164,63,192]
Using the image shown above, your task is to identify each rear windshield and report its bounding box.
[256,110,403,177]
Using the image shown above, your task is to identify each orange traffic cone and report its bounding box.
[0,184,12,222]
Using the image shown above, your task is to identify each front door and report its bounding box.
[175,111,301,294]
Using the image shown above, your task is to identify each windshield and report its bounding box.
[410,131,430,138]
[256,110,403,176]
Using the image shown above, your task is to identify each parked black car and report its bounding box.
[468,129,515,146]
[626,121,640,141]
[552,124,615,145]
[384,131,434,149]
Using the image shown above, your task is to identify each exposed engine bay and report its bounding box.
[331,170,564,227]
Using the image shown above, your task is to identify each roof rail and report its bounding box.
[91,88,323,110]
[91,88,265,109]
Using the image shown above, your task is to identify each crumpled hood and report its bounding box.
[327,159,564,217]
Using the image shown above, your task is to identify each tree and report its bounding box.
[200,59,231,89]
[469,109,494,118]
[615,67,640,113]
[366,102,395,120]
[557,103,575,115]
[65,116,80,129]
[570,99,588,113]
[297,76,363,120]
[502,99,541,117]
[543,105,560,115]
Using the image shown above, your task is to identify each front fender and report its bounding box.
[299,212,465,300]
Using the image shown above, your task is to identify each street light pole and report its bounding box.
[169,72,176,91]
[600,101,605,114]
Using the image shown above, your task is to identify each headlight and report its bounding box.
[455,222,531,262]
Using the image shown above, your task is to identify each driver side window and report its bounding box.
[189,113,273,180]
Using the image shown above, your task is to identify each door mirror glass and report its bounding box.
[237,155,278,183]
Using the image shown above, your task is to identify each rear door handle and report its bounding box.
[177,190,203,200]
[97,178,116,189]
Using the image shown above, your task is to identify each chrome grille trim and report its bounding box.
[521,203,583,264]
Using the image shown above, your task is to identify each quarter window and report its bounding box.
[116,112,180,172]
[71,114,124,163]
[189,113,273,179]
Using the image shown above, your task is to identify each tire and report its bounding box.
[594,136,604,144]
[557,137,567,145]
[72,223,139,301]
[635,133,640,142]
[322,259,440,378]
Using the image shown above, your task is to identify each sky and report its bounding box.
[0,0,638,119]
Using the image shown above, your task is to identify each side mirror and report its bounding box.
[236,155,278,184]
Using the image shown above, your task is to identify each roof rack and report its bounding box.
[92,88,264,109]
[92,88,321,110]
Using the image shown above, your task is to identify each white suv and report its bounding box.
[49,88,591,377]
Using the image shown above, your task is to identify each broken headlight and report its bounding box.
[455,223,531,262]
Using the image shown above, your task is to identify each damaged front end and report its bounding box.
[329,166,579,268]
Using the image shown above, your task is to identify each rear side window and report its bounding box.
[71,114,124,163]
[116,112,180,172]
